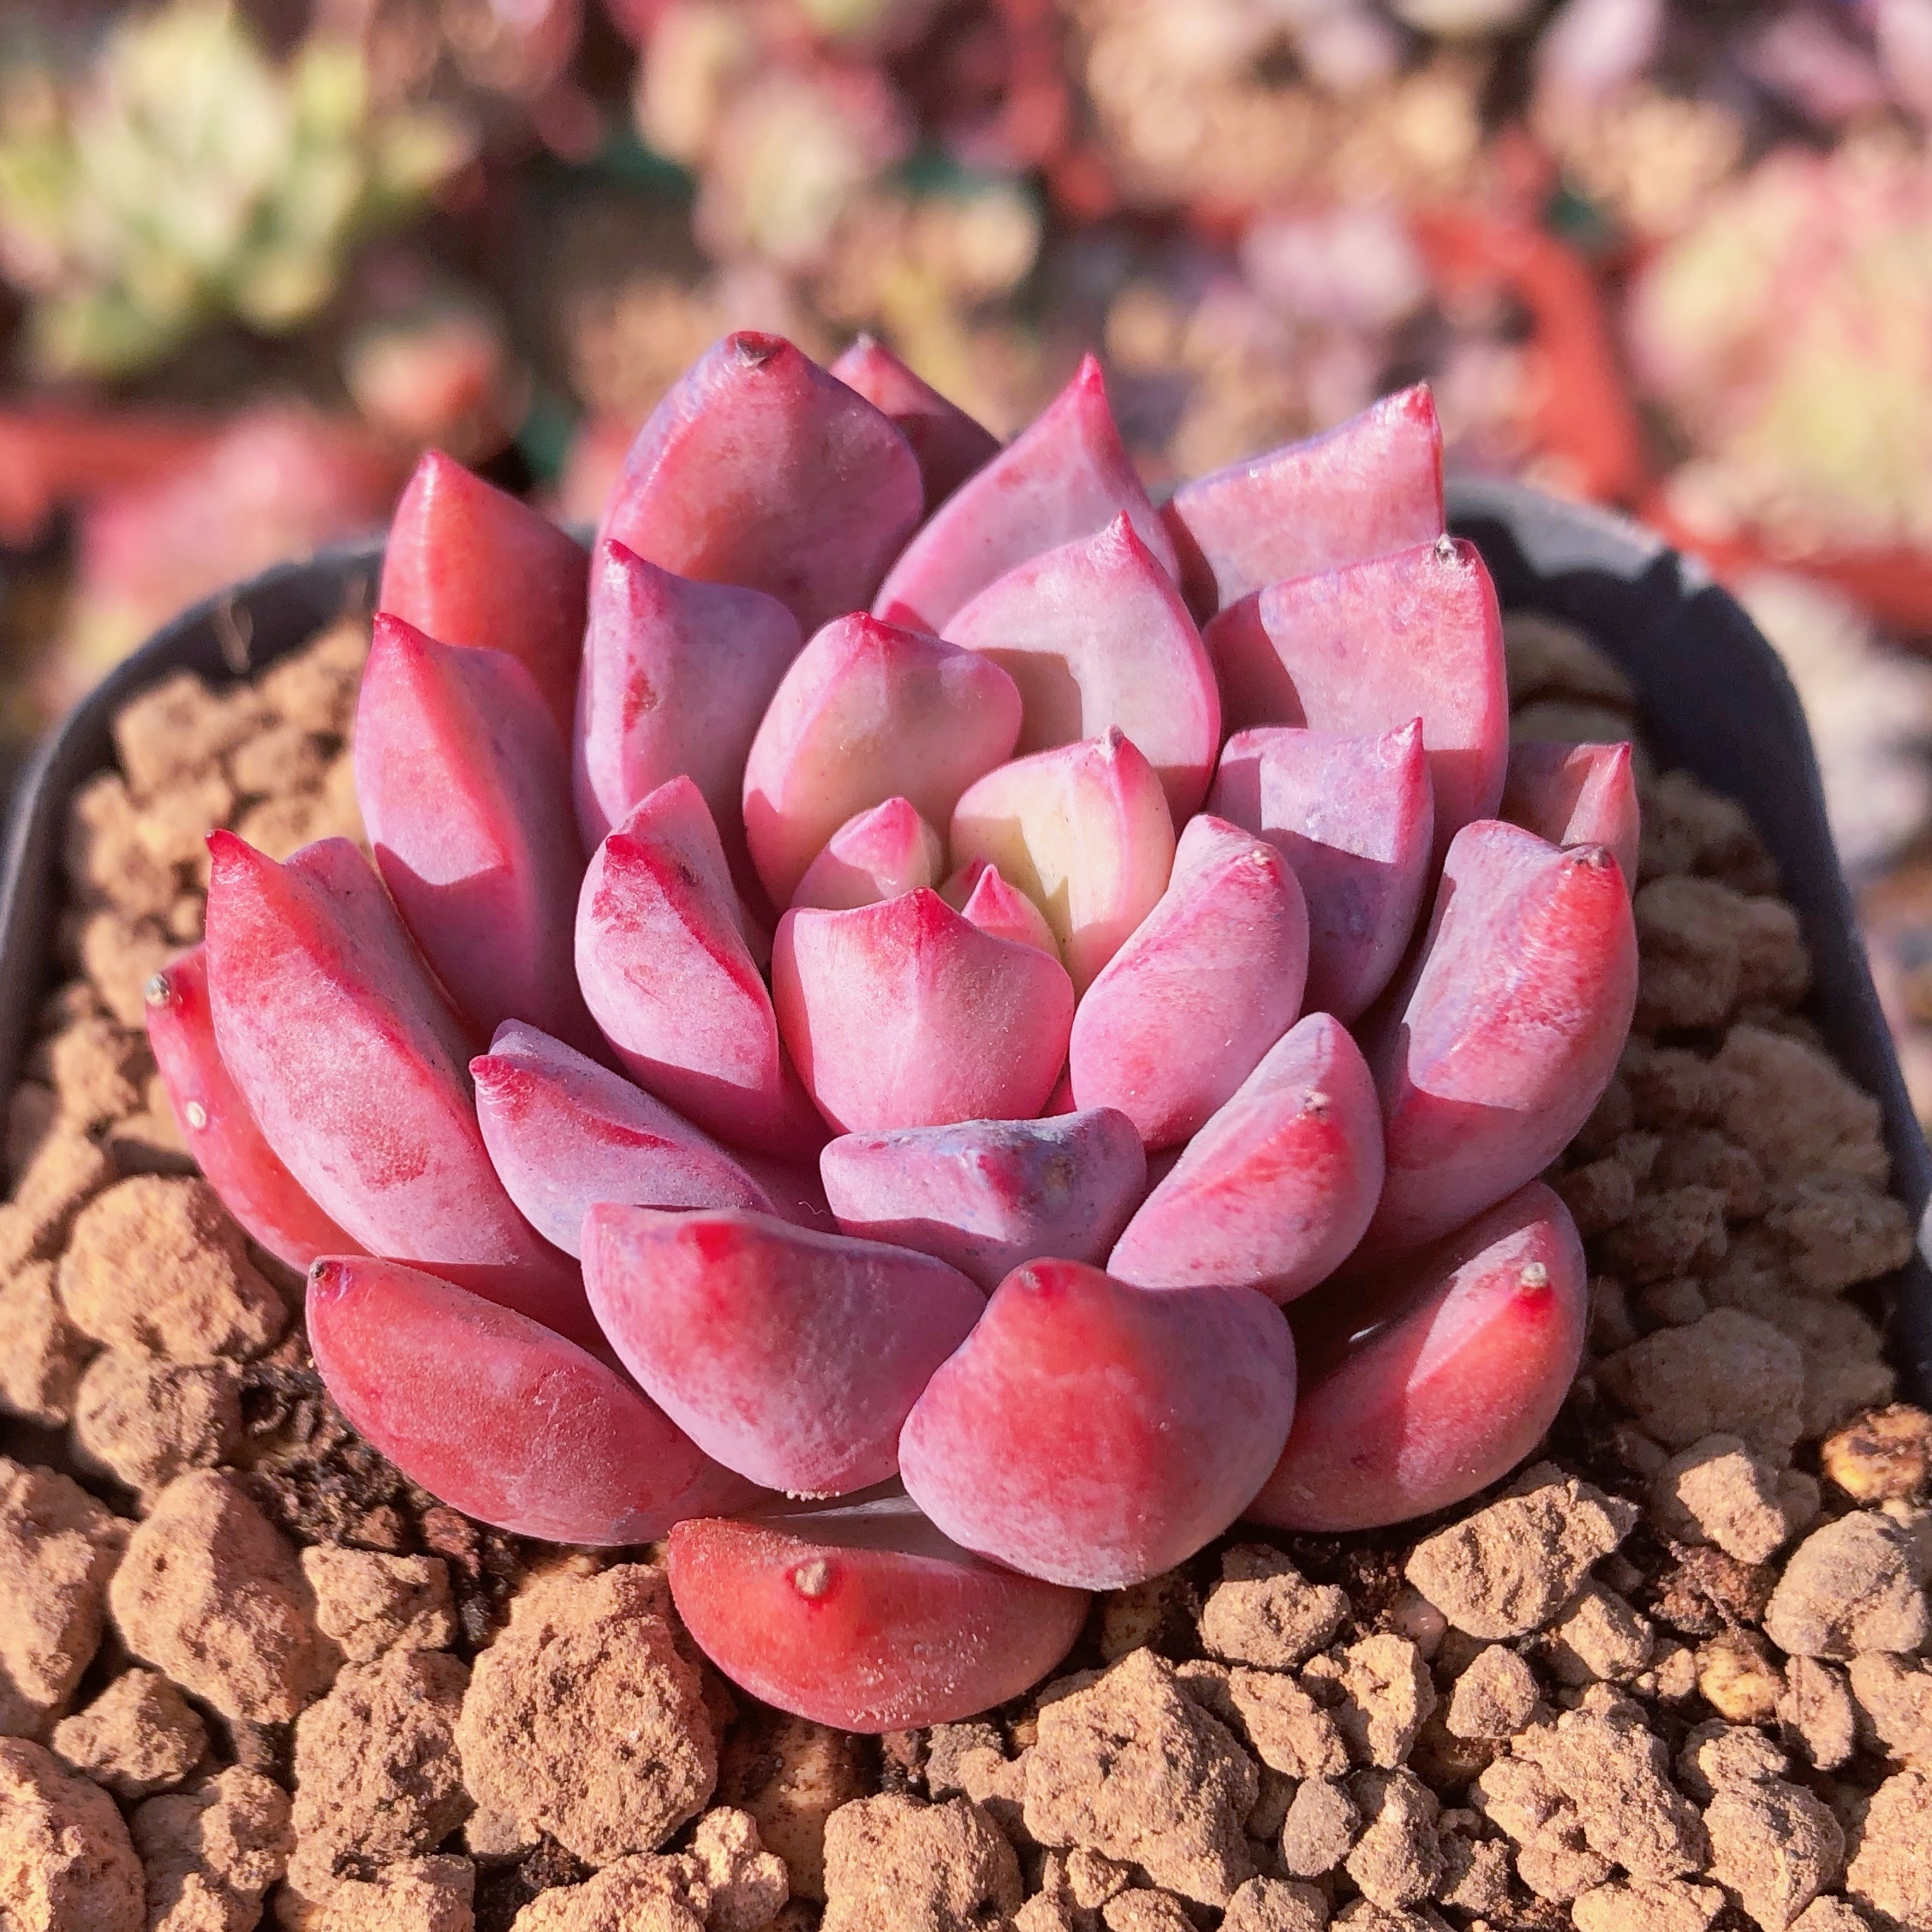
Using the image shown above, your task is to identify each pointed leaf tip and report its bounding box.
[873,353,1178,634]
[730,331,787,367]
[599,331,922,636]
[380,448,589,741]
[1166,385,1444,616]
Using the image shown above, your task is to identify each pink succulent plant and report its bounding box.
[156,332,1639,1732]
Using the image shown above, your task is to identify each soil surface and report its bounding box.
[2,614,1930,1932]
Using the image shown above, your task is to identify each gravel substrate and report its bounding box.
[1,612,1929,1932]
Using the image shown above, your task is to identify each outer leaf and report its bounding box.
[668,1500,1088,1732]
[829,334,1001,509]
[379,449,590,742]
[309,1256,753,1544]
[355,614,594,1052]
[204,834,593,1345]
[1358,820,1637,1256]
[1162,384,1444,617]
[1245,1184,1587,1530]
[145,945,361,1273]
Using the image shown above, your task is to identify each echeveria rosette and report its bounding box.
[158,331,1640,1734]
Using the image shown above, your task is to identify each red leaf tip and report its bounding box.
[728,331,789,368]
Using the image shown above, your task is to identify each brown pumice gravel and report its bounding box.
[2,611,1931,1931]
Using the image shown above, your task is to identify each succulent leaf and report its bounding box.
[145,944,361,1273]
[601,331,924,635]
[1163,383,1446,617]
[1246,1182,1588,1531]
[576,778,827,1161]
[874,355,1178,633]
[1209,721,1435,1023]
[667,1504,1089,1732]
[355,614,595,1054]
[204,833,594,1345]
[1205,535,1507,857]
[899,1258,1297,1589]
[379,451,592,747]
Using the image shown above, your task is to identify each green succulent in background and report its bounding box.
[1628,136,1932,555]
[0,0,474,379]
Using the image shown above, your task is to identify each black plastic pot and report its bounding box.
[0,539,383,1116]
[2,487,1927,1401]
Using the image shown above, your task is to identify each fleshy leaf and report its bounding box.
[820,1109,1148,1290]
[1206,537,1507,856]
[1069,814,1309,1149]
[355,613,594,1052]
[947,859,1058,957]
[472,1021,777,1255]
[945,513,1221,820]
[951,728,1177,995]
[145,945,361,1273]
[1245,1183,1586,1530]
[743,612,1022,909]
[874,355,1178,633]
[1162,384,1444,617]
[829,334,1001,510]
[1107,1012,1382,1303]
[1357,820,1637,1256]
[792,797,945,913]
[773,889,1075,1133]
[573,540,802,875]
[204,833,593,1345]
[379,449,590,742]
[1208,722,1434,1023]
[576,778,826,1161]
[582,1206,985,1497]
[900,1258,1297,1589]
[1500,740,1641,883]
[309,1255,753,1544]
[600,331,923,635]
[667,1499,1088,1732]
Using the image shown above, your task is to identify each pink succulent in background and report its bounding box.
[155,331,1638,1733]
[62,405,408,701]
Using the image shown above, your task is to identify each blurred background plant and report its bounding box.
[0,0,474,379]
[8,0,1932,1109]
